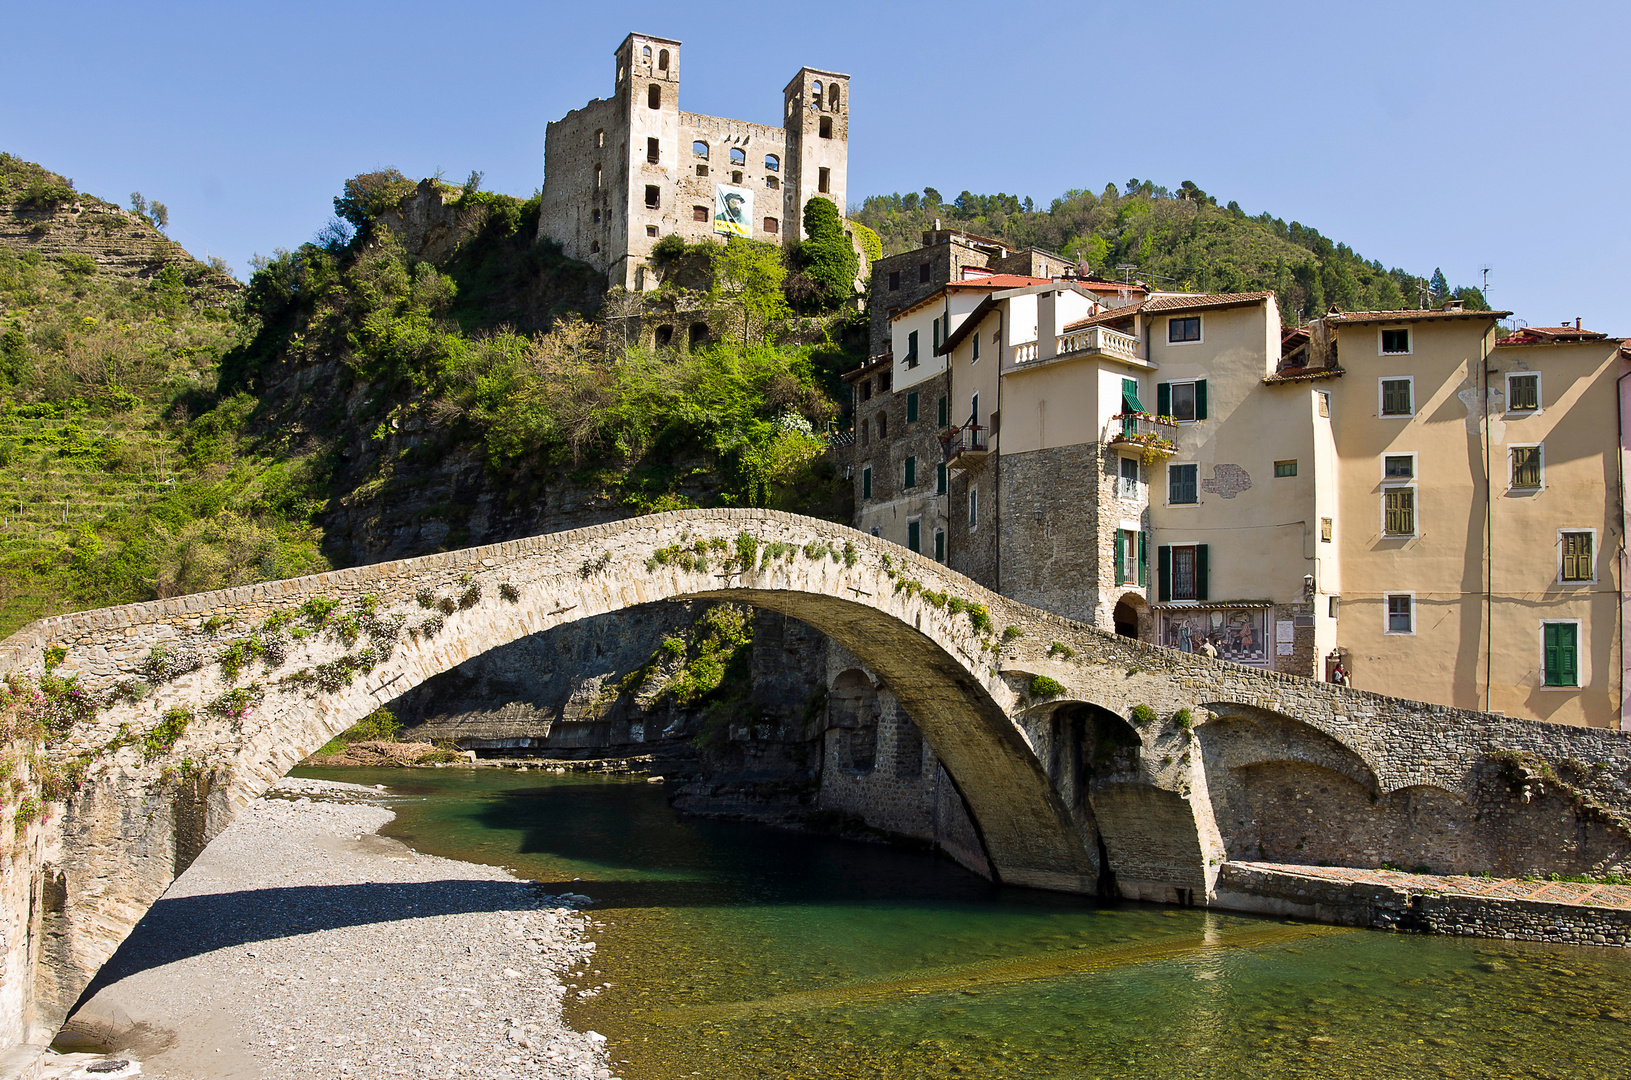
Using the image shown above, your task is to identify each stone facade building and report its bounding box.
[537,32,848,290]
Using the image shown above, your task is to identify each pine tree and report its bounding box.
[1429,267,1450,303]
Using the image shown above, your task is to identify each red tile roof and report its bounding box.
[1060,291,1274,333]
[1497,325,1611,345]
[946,274,1055,290]
[1323,307,1511,324]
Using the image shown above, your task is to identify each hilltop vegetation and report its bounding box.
[854,180,1490,323]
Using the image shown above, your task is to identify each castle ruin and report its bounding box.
[537,32,849,290]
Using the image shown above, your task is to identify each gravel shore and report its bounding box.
[51,777,617,1080]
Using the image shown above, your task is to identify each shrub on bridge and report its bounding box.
[1029,675,1065,699]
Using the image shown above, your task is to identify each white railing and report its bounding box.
[1057,325,1142,363]
[1013,341,1038,363]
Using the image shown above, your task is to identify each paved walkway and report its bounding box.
[1230,862,1631,910]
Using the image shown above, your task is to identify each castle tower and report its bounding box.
[611,33,682,289]
[782,67,850,241]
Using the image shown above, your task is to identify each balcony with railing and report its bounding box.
[941,423,989,470]
[1010,326,1143,368]
[1105,413,1177,460]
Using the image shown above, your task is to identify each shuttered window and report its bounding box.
[937,396,948,428]
[906,392,919,423]
[1509,373,1539,411]
[907,519,921,553]
[861,466,871,500]
[1157,544,1207,602]
[934,529,945,562]
[1384,488,1415,536]
[1169,463,1198,505]
[1512,446,1542,489]
[904,456,916,489]
[1381,378,1412,416]
[1543,623,1579,687]
[1562,532,1593,581]
[1157,381,1206,422]
[936,462,947,495]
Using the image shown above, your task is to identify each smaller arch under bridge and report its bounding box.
[4,508,1631,1043]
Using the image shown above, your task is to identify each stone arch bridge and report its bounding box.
[4,508,1631,1048]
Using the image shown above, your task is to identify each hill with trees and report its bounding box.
[854,179,1489,323]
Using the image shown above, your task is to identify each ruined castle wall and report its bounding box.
[539,96,623,275]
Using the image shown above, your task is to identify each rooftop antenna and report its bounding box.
[1480,265,1492,301]
[1115,263,1136,285]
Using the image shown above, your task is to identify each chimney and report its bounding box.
[1576,317,1582,330]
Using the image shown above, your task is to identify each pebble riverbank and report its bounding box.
[48,777,618,1080]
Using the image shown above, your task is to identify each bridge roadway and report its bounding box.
[3,507,1630,1054]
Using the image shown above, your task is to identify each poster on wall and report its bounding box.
[1160,607,1269,666]
[713,184,752,238]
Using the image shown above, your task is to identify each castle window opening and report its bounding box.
[696,164,708,176]
[693,205,708,222]
[786,97,796,118]
[765,153,779,171]
[646,225,658,237]
[766,175,779,189]
[658,48,669,70]
[763,217,778,234]
[819,115,833,139]
[729,147,746,165]
[595,129,605,148]
[647,137,659,164]
[592,208,600,223]
[878,372,891,392]
[812,79,823,103]
[919,261,930,283]
[732,171,743,184]
[641,45,651,63]
[888,271,900,291]
[590,240,600,253]
[647,84,661,109]
[689,322,709,349]
[876,412,887,440]
[693,141,709,159]
[829,83,840,110]
[645,185,660,209]
[655,325,673,348]
[819,167,830,193]
[595,164,602,189]
[617,64,624,84]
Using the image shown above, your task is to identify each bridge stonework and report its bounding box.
[0,508,1629,1057]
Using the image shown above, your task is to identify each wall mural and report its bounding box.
[1160,607,1268,666]
[713,184,752,238]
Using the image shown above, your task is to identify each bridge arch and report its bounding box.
[7,509,1098,1031]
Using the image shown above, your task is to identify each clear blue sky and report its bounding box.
[4,0,1626,331]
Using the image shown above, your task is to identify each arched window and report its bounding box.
[595,129,604,148]
[657,49,669,70]
[786,97,796,118]
[641,45,651,63]
[594,164,601,189]
[590,240,600,253]
[829,83,840,110]
[647,84,661,109]
[765,175,779,190]
[729,147,746,166]
[812,80,823,105]
[692,141,709,159]
[764,153,780,172]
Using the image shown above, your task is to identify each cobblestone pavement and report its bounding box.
[1231,861,1631,909]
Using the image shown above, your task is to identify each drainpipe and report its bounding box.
[1483,332,1493,712]
[1617,368,1631,728]
[995,307,1004,595]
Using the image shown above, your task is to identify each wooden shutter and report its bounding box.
[1157,382,1171,417]
[907,520,920,553]
[904,457,916,489]
[1114,530,1126,585]
[1157,545,1171,602]
[937,396,948,428]
[936,462,947,495]
[1138,531,1148,587]
[1195,380,1208,420]
[862,467,871,499]
[1560,624,1578,685]
[1195,544,1209,601]
[907,392,918,423]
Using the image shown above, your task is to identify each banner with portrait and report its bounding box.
[713,184,752,238]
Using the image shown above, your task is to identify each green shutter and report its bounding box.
[907,392,919,423]
[1114,530,1125,584]
[862,467,871,499]
[937,396,948,428]
[1195,380,1208,420]
[1157,545,1171,602]
[934,529,945,562]
[1157,382,1171,417]
[1545,624,1579,686]
[907,520,920,553]
[1138,531,1148,587]
[936,462,947,494]
[904,457,916,489]
[1121,377,1145,414]
[1195,544,1209,602]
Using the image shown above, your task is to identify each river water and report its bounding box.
[298,765,1631,1079]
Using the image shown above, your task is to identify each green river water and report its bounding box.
[298,766,1631,1080]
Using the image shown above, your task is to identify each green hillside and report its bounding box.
[854,180,1489,323]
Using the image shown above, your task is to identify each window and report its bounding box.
[907,519,921,553]
[732,170,743,184]
[1318,391,1331,418]
[1329,596,1340,619]
[1386,593,1414,634]
[906,392,919,423]
[763,217,778,234]
[693,205,708,222]
[1168,463,1198,505]
[888,270,900,291]
[812,79,823,100]
[642,45,651,63]
[696,164,709,177]
[647,84,661,109]
[1508,372,1540,413]
[1158,544,1207,602]
[1274,460,1298,477]
[937,396,948,428]
[647,138,659,163]
[596,129,605,148]
[970,393,979,427]
[1157,380,1207,422]
[1119,456,1139,498]
[819,116,833,139]
[1384,454,1415,479]
[859,379,872,402]
[595,164,602,189]
[646,225,658,237]
[969,487,979,528]
[829,84,840,110]
[861,466,872,499]
[766,176,779,189]
[1114,529,1143,586]
[934,529,945,562]
[1168,316,1201,343]
[1511,445,1543,490]
[1543,622,1580,687]
[592,208,601,224]
[729,147,746,166]
[1561,531,1594,582]
[590,240,600,253]
[1381,328,1411,355]
[765,154,779,172]
[818,167,831,193]
[876,413,887,439]
[919,262,931,283]
[1380,377,1413,416]
[657,48,668,70]
[936,462,947,495]
[972,332,980,362]
[904,456,917,489]
[644,185,660,209]
[878,372,891,392]
[933,317,942,351]
[1321,517,1333,542]
[693,141,709,159]
[904,330,919,367]
[1383,487,1415,536]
